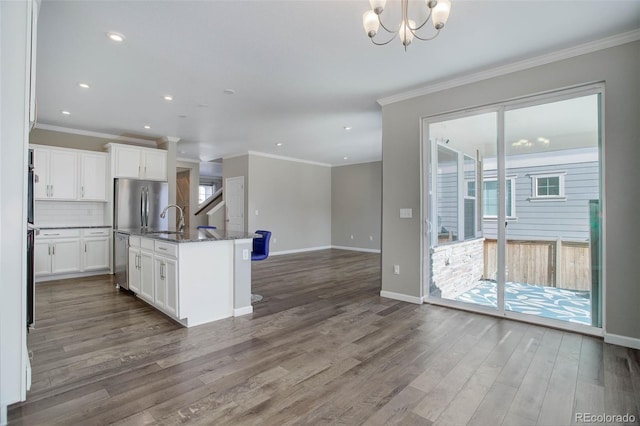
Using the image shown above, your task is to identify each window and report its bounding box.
[466,180,476,198]
[529,172,566,200]
[198,184,215,204]
[483,177,516,218]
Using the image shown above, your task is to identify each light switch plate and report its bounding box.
[400,208,413,219]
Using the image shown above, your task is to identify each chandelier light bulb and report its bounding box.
[369,0,386,14]
[399,20,416,46]
[363,10,380,38]
[432,0,452,29]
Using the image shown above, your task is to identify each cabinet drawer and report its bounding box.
[129,236,141,248]
[82,228,110,237]
[38,229,80,239]
[155,241,178,258]
[141,238,155,251]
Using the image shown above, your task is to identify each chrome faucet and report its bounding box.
[160,204,185,232]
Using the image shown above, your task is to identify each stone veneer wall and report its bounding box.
[430,238,485,299]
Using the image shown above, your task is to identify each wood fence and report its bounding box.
[483,239,591,291]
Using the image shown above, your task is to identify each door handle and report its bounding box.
[140,189,145,228]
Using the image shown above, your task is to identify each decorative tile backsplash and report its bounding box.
[35,201,107,227]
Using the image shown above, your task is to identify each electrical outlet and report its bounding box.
[242,249,249,260]
[393,264,400,275]
[255,209,259,215]
[350,234,354,240]
[272,237,277,244]
[369,235,373,241]
[400,208,413,219]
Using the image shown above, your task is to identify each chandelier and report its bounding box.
[363,0,452,50]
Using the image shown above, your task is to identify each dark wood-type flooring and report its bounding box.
[9,249,640,425]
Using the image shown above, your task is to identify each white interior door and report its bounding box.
[225,176,244,232]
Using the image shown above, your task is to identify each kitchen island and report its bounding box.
[117,228,255,327]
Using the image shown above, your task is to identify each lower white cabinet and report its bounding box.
[128,237,179,319]
[154,255,178,317]
[35,228,111,279]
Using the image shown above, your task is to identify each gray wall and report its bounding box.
[222,155,249,232]
[331,161,382,251]
[381,41,640,340]
[248,154,331,253]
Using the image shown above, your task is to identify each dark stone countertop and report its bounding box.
[116,227,257,243]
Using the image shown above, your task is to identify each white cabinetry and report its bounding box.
[153,240,179,317]
[108,143,167,181]
[31,145,107,201]
[35,229,82,276]
[128,236,155,303]
[82,228,110,271]
[35,227,111,280]
[79,152,107,201]
[33,147,78,200]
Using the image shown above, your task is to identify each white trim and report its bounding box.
[484,147,599,170]
[248,151,331,168]
[334,159,382,168]
[604,333,640,350]
[332,245,381,254]
[221,152,248,161]
[34,123,158,147]
[380,290,422,305]
[378,30,640,106]
[233,306,253,317]
[35,270,109,283]
[270,245,332,256]
[176,157,200,164]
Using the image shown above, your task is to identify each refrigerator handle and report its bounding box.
[140,188,145,228]
[145,187,150,228]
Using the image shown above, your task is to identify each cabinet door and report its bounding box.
[33,148,50,200]
[83,237,109,271]
[139,250,154,302]
[114,146,142,179]
[80,153,107,201]
[164,257,178,317]
[153,257,168,311]
[142,150,167,181]
[34,241,51,276]
[51,239,81,274]
[128,248,141,293]
[49,150,78,200]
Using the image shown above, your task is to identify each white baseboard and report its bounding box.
[233,306,253,317]
[332,245,381,254]
[604,332,640,350]
[35,270,110,283]
[270,245,332,256]
[380,290,423,305]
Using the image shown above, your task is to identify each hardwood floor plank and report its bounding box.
[7,249,639,426]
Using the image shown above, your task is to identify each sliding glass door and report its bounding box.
[423,87,602,331]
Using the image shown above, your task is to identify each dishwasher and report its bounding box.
[114,231,130,290]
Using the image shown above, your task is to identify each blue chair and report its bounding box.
[251,230,271,261]
[197,226,217,229]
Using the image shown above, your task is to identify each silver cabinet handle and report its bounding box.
[50,185,53,197]
[84,243,87,253]
[48,245,51,255]
[52,244,55,255]
[158,247,167,251]
[81,186,85,198]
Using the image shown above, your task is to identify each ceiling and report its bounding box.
[35,1,640,166]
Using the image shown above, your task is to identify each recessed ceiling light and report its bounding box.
[179,150,186,155]
[223,89,235,95]
[143,125,151,129]
[106,32,125,43]
[164,95,173,101]
[275,143,283,147]
[78,83,90,89]
[344,126,352,131]
[61,110,71,115]
[343,156,348,160]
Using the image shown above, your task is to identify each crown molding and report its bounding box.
[34,123,159,147]
[378,29,640,106]
[247,151,332,168]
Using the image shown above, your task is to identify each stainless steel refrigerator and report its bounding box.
[113,178,168,289]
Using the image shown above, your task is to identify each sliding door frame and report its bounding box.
[420,82,605,336]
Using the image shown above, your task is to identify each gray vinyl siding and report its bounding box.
[437,170,458,239]
[483,161,599,241]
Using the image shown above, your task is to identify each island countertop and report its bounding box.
[116,227,257,243]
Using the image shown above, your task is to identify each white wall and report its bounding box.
[1,0,31,422]
[248,154,332,253]
[380,41,640,343]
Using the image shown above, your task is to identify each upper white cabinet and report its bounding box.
[31,145,107,202]
[108,143,167,181]
[79,152,107,201]
[33,147,78,200]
